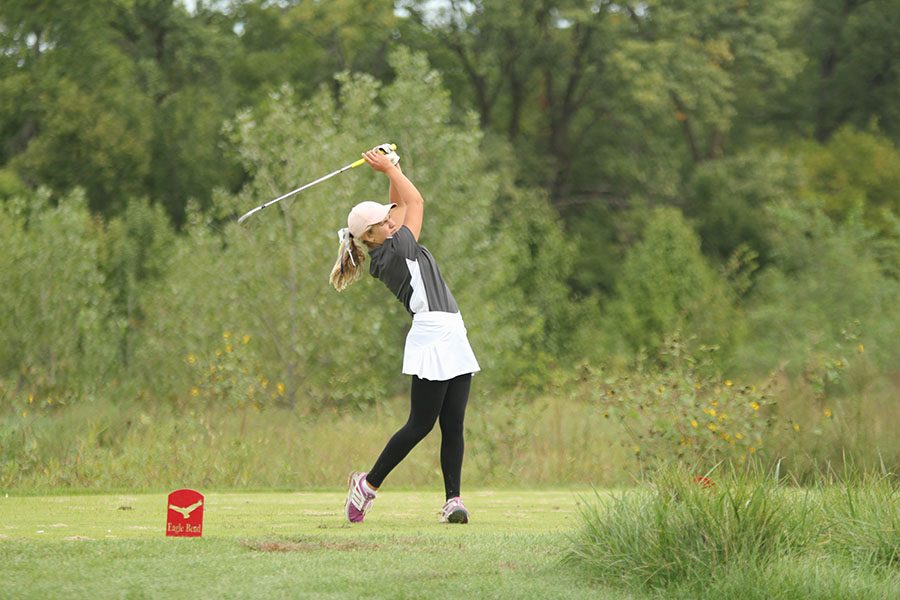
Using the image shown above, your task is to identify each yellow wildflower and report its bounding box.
[691,420,699,428]
[223,331,232,340]
[276,382,286,396]
[708,423,717,432]
[242,335,251,345]
[28,394,34,404]
[792,423,800,432]
[749,446,757,453]
[225,344,233,353]
[823,408,832,418]
[215,350,222,358]
[186,353,197,365]
[857,344,864,353]
[751,401,760,411]
[711,400,718,407]
[735,433,744,440]
[190,387,200,397]
[725,380,733,387]
[632,446,641,454]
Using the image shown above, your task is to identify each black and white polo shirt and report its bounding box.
[368,225,459,315]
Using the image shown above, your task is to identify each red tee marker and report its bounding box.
[166,489,204,537]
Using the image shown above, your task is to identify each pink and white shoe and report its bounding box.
[344,471,376,523]
[440,497,469,524]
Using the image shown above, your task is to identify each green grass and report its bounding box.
[3,482,898,599]
[0,489,638,600]
[565,468,900,600]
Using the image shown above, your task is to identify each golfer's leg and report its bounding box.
[366,376,448,489]
[438,373,472,500]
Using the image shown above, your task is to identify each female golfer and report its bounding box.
[330,145,479,524]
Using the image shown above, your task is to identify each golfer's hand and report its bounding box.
[362,149,398,173]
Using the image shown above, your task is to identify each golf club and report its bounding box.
[237,143,398,224]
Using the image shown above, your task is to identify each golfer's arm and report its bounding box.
[387,167,424,240]
[388,164,403,206]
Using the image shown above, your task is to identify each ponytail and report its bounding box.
[329,228,367,291]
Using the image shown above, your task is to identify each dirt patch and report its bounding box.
[242,537,381,553]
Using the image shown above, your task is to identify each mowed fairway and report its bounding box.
[0,489,627,600]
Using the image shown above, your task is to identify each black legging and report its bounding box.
[366,373,472,500]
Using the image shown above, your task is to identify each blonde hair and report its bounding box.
[329,228,368,291]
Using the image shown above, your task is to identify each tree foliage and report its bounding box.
[606,207,740,357]
[0,1,898,412]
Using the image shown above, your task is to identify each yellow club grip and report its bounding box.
[351,144,397,168]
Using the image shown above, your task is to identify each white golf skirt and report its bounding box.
[402,311,480,382]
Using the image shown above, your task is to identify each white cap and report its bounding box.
[347,201,396,238]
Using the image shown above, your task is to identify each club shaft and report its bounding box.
[237,158,366,224]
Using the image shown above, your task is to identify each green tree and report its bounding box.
[229,0,397,105]
[735,201,900,374]
[112,0,244,223]
[606,206,740,358]
[613,0,804,164]
[790,0,900,142]
[1,1,242,220]
[1,1,154,213]
[795,126,900,238]
[686,149,802,264]
[402,0,627,207]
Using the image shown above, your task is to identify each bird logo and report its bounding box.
[168,500,203,519]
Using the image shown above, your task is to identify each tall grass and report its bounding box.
[565,464,900,598]
[2,357,898,491]
[821,472,900,570]
[0,392,629,491]
[565,465,816,587]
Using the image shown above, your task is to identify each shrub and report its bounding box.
[0,189,120,404]
[599,335,775,470]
